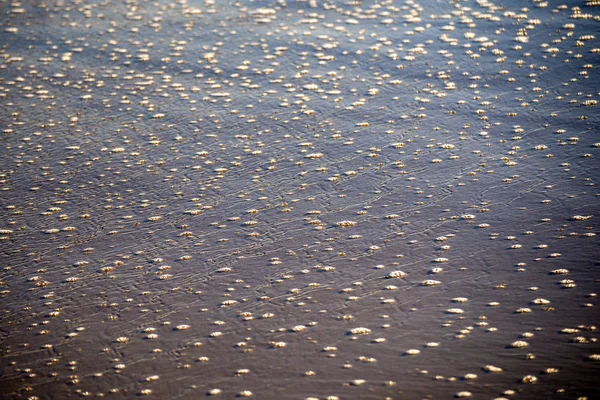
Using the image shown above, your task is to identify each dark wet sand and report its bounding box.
[1,0,599,399]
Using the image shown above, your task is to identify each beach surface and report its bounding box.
[0,0,599,399]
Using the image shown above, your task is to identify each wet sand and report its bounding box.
[0,0,599,399]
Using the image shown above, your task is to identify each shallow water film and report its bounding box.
[1,0,600,399]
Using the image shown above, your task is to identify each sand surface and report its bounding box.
[0,0,599,399]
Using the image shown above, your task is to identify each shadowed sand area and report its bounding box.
[0,0,599,399]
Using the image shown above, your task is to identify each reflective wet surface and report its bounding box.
[1,0,599,399]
